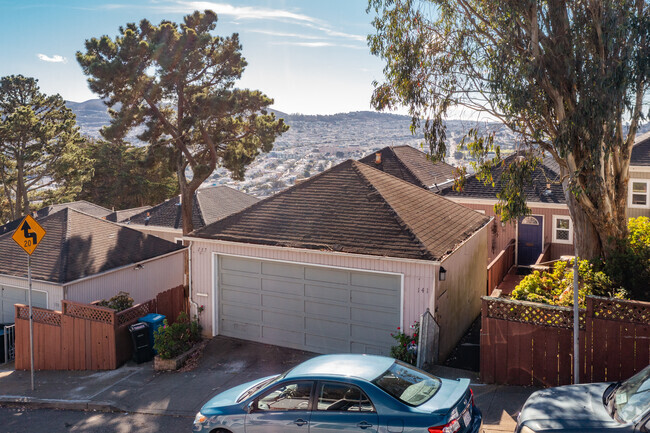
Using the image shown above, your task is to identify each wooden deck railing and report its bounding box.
[486,239,516,295]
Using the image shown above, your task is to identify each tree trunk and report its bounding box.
[180,187,194,235]
[565,190,602,260]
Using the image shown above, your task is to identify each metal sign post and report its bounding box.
[573,256,580,384]
[11,214,46,391]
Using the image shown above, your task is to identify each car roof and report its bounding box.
[285,354,395,381]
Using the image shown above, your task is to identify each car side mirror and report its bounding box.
[246,401,255,414]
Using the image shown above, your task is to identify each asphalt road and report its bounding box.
[0,407,191,433]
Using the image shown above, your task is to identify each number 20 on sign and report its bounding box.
[12,214,46,255]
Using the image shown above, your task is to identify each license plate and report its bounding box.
[462,408,471,426]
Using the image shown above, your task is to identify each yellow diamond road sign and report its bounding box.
[12,215,46,255]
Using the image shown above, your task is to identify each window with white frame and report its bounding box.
[552,215,573,244]
[629,180,650,208]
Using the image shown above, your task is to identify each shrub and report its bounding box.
[511,259,627,308]
[389,321,419,365]
[595,217,650,301]
[97,291,134,312]
[153,312,201,360]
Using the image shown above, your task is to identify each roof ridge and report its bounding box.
[390,145,430,189]
[351,161,436,261]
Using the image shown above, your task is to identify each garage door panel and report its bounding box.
[221,287,260,306]
[218,255,401,355]
[262,326,304,346]
[305,267,349,285]
[305,284,348,303]
[304,300,349,320]
[221,320,260,340]
[1,286,47,323]
[351,307,399,327]
[221,303,261,323]
[305,318,349,337]
[221,256,261,273]
[221,273,261,290]
[262,310,303,330]
[262,278,304,296]
[262,261,304,279]
[351,324,396,346]
[351,290,398,309]
[307,334,349,353]
[262,294,303,312]
[351,273,400,290]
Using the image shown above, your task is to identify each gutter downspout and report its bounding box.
[188,241,199,318]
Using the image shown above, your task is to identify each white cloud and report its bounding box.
[272,41,366,50]
[249,29,322,40]
[179,2,318,23]
[36,54,67,63]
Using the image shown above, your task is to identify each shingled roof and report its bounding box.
[359,145,456,191]
[126,186,259,230]
[0,208,185,284]
[439,153,565,204]
[37,200,112,219]
[631,132,650,167]
[191,160,490,261]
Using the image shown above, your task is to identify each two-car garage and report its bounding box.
[215,255,402,355]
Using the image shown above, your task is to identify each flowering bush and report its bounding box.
[511,259,627,308]
[153,312,201,359]
[389,321,419,365]
[97,291,134,312]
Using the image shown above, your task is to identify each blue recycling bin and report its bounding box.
[137,313,165,354]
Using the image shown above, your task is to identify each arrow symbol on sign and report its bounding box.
[21,221,38,245]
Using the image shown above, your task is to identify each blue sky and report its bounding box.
[0,0,386,115]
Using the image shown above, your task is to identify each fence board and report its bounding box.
[545,329,560,387]
[494,319,509,384]
[480,302,495,384]
[636,325,650,372]
[620,323,635,381]
[558,330,572,385]
[591,318,608,383]
[531,326,547,387]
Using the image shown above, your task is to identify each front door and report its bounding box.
[518,215,543,266]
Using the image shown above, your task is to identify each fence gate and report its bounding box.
[3,324,15,364]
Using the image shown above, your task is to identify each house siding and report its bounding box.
[627,168,650,218]
[65,251,186,304]
[438,225,488,360]
[0,275,61,311]
[189,240,438,342]
[450,202,574,263]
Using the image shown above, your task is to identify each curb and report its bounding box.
[0,397,120,413]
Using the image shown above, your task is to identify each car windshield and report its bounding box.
[612,365,650,423]
[237,373,284,403]
[372,360,442,406]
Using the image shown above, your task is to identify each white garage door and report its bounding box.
[216,255,402,355]
[1,285,47,324]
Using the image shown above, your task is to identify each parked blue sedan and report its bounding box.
[193,354,482,433]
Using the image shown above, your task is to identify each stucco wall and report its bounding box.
[188,239,438,340]
[65,251,186,305]
[436,225,488,360]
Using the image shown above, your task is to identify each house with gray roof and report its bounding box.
[628,132,650,218]
[358,145,456,191]
[0,208,186,324]
[124,185,259,243]
[187,159,491,361]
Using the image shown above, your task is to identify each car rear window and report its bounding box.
[372,360,442,406]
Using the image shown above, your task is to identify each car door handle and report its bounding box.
[294,418,308,426]
[357,421,373,429]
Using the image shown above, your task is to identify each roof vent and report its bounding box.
[375,152,382,164]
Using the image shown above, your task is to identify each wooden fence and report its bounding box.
[15,285,187,371]
[486,239,515,295]
[481,295,650,386]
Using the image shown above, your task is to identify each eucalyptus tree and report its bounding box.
[368,0,649,259]
[0,75,88,220]
[77,10,288,234]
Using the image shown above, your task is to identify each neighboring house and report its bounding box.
[106,205,151,223]
[628,132,650,218]
[124,186,259,243]
[187,159,491,360]
[358,145,456,191]
[439,153,573,265]
[0,208,186,324]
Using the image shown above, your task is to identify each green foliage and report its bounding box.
[511,259,627,308]
[389,321,419,366]
[97,291,134,312]
[76,10,288,234]
[0,75,91,220]
[595,217,650,301]
[153,312,201,360]
[78,139,178,209]
[367,0,650,259]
